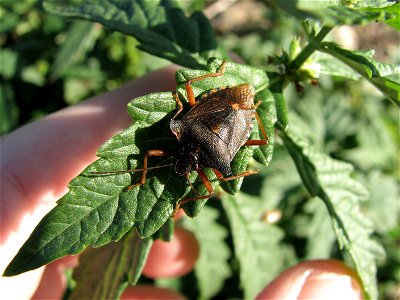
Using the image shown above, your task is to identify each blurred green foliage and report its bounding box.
[0,1,168,134]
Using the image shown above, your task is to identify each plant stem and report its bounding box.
[289,25,333,70]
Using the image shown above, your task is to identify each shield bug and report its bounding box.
[131,60,269,213]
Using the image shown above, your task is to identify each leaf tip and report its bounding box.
[2,260,20,277]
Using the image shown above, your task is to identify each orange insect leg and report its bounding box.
[127,149,170,189]
[185,60,227,107]
[173,169,214,216]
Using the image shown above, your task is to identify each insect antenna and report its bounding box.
[89,162,174,175]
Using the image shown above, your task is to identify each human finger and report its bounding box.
[142,226,200,279]
[256,259,364,299]
[1,65,178,242]
[31,255,79,300]
[121,285,185,299]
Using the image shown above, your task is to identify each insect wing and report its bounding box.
[184,87,255,162]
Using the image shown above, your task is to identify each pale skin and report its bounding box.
[1,66,363,299]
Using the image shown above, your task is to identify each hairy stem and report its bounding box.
[289,25,333,70]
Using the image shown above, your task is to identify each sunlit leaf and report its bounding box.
[50,20,101,80]
[273,0,399,28]
[283,131,385,300]
[359,171,399,234]
[222,193,284,299]
[43,0,219,69]
[183,207,231,299]
[320,42,400,103]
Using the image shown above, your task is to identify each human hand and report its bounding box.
[0,66,185,299]
[1,65,363,299]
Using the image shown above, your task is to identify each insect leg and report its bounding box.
[172,169,214,216]
[233,100,268,145]
[185,60,227,107]
[242,102,269,146]
[127,149,170,190]
[244,138,267,146]
[254,101,269,143]
[213,169,259,182]
[172,91,184,120]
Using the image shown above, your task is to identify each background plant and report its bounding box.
[1,0,399,299]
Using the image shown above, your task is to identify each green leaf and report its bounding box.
[179,169,216,218]
[321,4,398,27]
[64,78,101,105]
[3,118,176,276]
[182,207,231,300]
[282,131,385,300]
[3,138,137,276]
[343,96,398,170]
[70,230,152,300]
[50,20,101,80]
[320,42,400,103]
[269,77,289,131]
[20,64,46,86]
[361,3,400,30]
[288,87,362,152]
[316,52,361,80]
[133,176,183,238]
[43,0,218,69]
[222,193,284,299]
[360,171,399,234]
[219,147,254,195]
[252,88,276,165]
[304,199,337,259]
[0,5,20,33]
[274,0,399,27]
[0,48,18,79]
[155,217,175,241]
[257,149,302,209]
[0,80,19,134]
[4,59,274,276]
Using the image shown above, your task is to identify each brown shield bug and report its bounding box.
[131,60,269,214]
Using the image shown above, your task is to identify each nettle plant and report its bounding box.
[4,0,399,299]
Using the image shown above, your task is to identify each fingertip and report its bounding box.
[31,263,65,300]
[120,285,185,300]
[173,208,186,221]
[256,259,364,300]
[142,227,199,279]
[52,254,79,269]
